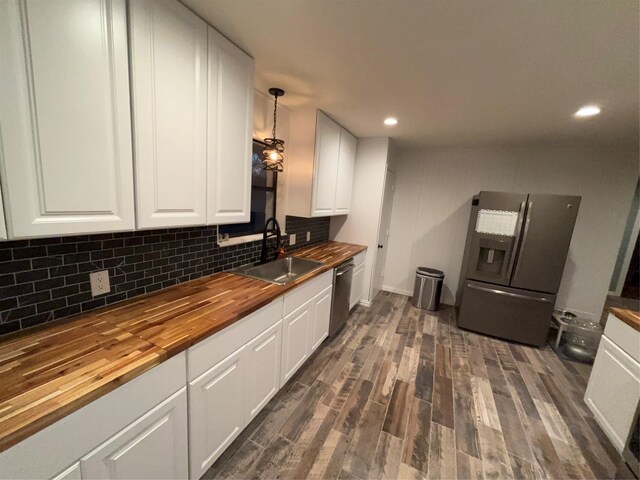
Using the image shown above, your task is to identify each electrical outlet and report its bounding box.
[90,270,111,297]
[289,233,296,245]
[306,231,311,242]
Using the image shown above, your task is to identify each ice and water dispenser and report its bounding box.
[468,208,521,284]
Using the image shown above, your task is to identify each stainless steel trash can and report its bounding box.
[411,267,444,311]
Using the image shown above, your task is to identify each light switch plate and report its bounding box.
[306,231,311,242]
[289,233,296,245]
[90,270,111,297]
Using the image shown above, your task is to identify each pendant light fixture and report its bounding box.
[263,87,285,172]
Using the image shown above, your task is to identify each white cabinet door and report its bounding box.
[81,388,189,480]
[350,264,365,310]
[129,0,207,229]
[585,335,640,452]
[207,28,254,225]
[334,129,356,215]
[52,463,81,480]
[311,112,341,217]
[189,346,247,478]
[281,301,312,384]
[245,320,283,421]
[311,285,332,352]
[0,0,135,238]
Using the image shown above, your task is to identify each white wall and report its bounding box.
[330,138,391,304]
[253,91,290,227]
[383,146,639,320]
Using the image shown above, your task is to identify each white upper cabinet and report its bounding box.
[288,110,357,218]
[129,0,208,229]
[0,0,135,238]
[207,28,254,225]
[311,112,341,216]
[334,129,357,215]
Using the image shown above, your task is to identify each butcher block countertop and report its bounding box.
[609,305,640,333]
[0,241,365,453]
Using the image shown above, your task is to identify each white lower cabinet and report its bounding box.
[311,285,333,351]
[81,389,188,480]
[281,271,335,385]
[246,320,283,421]
[0,353,187,480]
[350,263,365,310]
[281,301,313,384]
[189,346,246,478]
[349,252,366,310]
[585,334,640,451]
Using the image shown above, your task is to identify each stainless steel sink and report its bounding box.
[232,257,325,285]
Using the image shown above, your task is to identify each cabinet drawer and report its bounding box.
[604,313,640,362]
[283,270,333,317]
[187,297,283,381]
[353,251,366,267]
[0,353,186,479]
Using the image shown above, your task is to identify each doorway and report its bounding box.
[621,234,639,299]
[371,169,395,302]
[610,179,640,298]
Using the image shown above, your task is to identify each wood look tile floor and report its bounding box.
[204,292,620,480]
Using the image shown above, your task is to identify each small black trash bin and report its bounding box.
[411,267,444,311]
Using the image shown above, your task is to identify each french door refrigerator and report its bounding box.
[457,191,581,346]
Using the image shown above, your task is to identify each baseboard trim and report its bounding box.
[359,299,372,307]
[382,285,412,297]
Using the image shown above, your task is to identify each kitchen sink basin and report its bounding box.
[232,257,325,285]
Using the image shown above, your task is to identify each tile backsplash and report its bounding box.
[0,216,330,336]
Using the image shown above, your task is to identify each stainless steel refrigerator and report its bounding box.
[457,191,581,346]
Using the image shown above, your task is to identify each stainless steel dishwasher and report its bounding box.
[329,259,354,336]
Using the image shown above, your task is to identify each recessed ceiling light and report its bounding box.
[384,117,398,126]
[574,105,601,118]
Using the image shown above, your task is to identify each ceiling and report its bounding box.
[183,0,639,148]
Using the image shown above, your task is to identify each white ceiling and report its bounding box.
[183,0,639,148]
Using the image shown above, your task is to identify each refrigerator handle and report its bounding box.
[467,282,553,303]
[512,201,533,282]
[506,200,527,280]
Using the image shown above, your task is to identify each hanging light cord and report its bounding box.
[272,93,279,139]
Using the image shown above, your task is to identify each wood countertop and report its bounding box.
[0,241,365,453]
[609,306,640,333]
